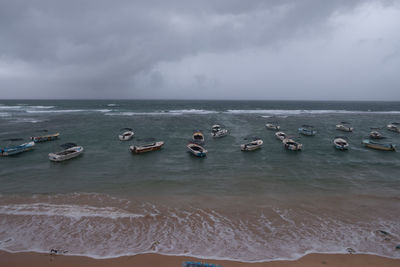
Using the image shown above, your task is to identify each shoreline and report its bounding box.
[1,251,400,267]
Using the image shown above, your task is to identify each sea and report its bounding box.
[0,100,399,262]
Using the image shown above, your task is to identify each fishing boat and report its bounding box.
[298,125,317,136]
[387,123,400,133]
[333,136,349,150]
[282,138,302,151]
[119,128,134,141]
[30,133,60,143]
[265,122,280,131]
[130,141,164,154]
[183,262,221,267]
[241,139,263,151]
[187,143,207,157]
[336,122,353,132]
[369,129,384,139]
[275,131,287,141]
[211,125,228,138]
[48,143,84,162]
[0,141,35,156]
[362,139,395,151]
[192,130,205,144]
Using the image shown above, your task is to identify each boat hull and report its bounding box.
[298,128,316,136]
[336,125,353,132]
[362,140,395,151]
[119,131,134,141]
[0,142,35,156]
[241,140,263,151]
[266,124,280,131]
[130,141,164,154]
[49,146,84,162]
[211,129,228,138]
[187,143,207,157]
[31,133,60,143]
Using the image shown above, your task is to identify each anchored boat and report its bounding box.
[241,139,263,151]
[119,128,134,141]
[130,141,164,154]
[387,123,400,133]
[0,141,35,156]
[31,133,60,143]
[187,143,207,157]
[298,125,317,136]
[275,131,287,141]
[333,136,349,150]
[362,139,395,151]
[192,130,205,144]
[336,122,353,132]
[48,143,84,162]
[282,138,302,151]
[265,122,280,131]
[211,125,228,138]
[369,129,384,139]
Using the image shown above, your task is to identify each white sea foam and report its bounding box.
[25,109,111,114]
[0,106,23,110]
[0,203,144,219]
[0,199,399,261]
[0,112,10,117]
[168,109,218,114]
[226,109,400,115]
[27,106,55,109]
[107,104,118,107]
[105,111,181,116]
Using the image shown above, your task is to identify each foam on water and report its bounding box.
[0,194,399,262]
[226,109,400,115]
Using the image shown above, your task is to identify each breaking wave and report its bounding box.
[225,109,400,115]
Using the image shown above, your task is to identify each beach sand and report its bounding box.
[1,251,399,267]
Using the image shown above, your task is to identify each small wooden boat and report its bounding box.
[130,141,164,154]
[362,139,395,151]
[30,133,60,143]
[282,138,302,151]
[387,123,400,133]
[48,143,84,162]
[298,125,316,136]
[333,136,349,150]
[241,139,263,151]
[336,122,353,132]
[187,143,207,157]
[0,141,35,156]
[265,123,280,131]
[275,131,287,141]
[211,125,228,138]
[183,261,222,267]
[369,130,384,139]
[192,131,205,144]
[119,128,134,141]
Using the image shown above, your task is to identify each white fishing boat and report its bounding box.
[119,128,134,141]
[275,131,287,141]
[336,122,353,132]
[241,139,263,151]
[192,130,205,144]
[387,123,400,133]
[48,143,84,162]
[211,125,228,138]
[333,136,349,150]
[369,130,384,139]
[265,123,280,131]
[130,141,164,154]
[187,143,207,157]
[282,138,302,151]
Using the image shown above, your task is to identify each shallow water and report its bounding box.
[0,100,399,261]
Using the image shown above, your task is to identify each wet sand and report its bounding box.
[1,251,399,267]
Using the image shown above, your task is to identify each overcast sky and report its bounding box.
[0,0,399,100]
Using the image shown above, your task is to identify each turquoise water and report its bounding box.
[0,100,399,261]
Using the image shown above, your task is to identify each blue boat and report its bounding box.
[0,141,35,156]
[362,139,395,151]
[298,125,317,136]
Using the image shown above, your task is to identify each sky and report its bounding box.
[0,0,399,100]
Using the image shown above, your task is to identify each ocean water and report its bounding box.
[0,100,399,261]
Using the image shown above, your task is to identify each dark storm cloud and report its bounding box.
[0,0,399,99]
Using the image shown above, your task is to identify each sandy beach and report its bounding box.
[1,251,399,267]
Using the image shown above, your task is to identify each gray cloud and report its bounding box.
[0,0,399,100]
